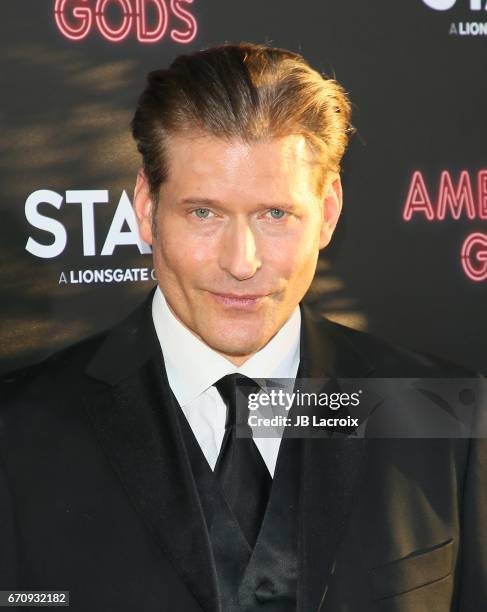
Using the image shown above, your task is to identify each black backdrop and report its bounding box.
[1,0,486,376]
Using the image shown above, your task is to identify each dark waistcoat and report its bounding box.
[175,399,302,612]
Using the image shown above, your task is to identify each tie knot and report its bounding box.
[214,374,260,428]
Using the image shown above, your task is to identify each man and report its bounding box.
[0,43,485,611]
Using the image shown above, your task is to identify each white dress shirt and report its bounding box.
[152,287,301,476]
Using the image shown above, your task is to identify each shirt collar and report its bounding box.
[152,286,301,408]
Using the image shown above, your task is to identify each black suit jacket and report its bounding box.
[0,293,486,611]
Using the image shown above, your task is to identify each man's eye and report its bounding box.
[268,208,286,220]
[192,208,212,219]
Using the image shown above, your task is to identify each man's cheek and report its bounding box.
[192,241,215,265]
[273,236,317,274]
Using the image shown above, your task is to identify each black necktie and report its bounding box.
[213,374,272,548]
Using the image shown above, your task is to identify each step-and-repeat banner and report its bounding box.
[1,0,486,375]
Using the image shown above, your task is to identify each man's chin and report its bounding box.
[192,309,283,361]
[198,327,269,363]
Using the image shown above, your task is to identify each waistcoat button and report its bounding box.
[255,578,276,602]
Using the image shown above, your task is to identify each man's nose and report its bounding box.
[219,218,262,280]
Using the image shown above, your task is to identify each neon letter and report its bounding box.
[95,0,133,42]
[171,0,197,43]
[54,0,93,41]
[461,232,487,282]
[478,170,487,219]
[437,170,475,220]
[136,0,168,42]
[403,171,435,221]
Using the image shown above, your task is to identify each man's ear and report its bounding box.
[319,174,343,250]
[133,170,154,245]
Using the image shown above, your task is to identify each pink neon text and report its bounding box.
[54,0,197,44]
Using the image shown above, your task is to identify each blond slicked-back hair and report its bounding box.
[131,42,353,204]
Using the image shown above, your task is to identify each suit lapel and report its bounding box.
[83,293,219,612]
[297,303,374,612]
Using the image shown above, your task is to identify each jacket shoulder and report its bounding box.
[322,316,479,378]
[0,331,109,403]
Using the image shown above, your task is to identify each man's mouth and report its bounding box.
[208,292,269,310]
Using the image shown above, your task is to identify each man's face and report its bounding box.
[135,132,342,366]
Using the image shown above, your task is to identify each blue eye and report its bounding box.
[269,209,286,219]
[194,208,211,219]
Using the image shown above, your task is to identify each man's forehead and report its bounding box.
[161,130,325,195]
[164,130,317,164]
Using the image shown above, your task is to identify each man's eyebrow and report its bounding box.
[178,198,220,207]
